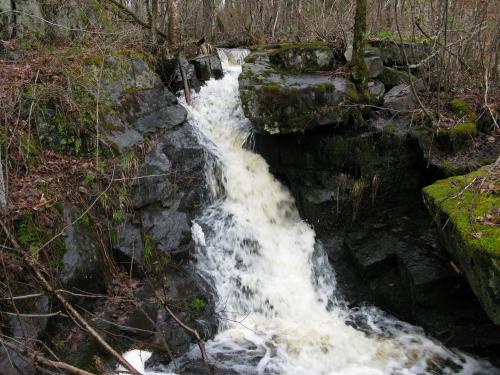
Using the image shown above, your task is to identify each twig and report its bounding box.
[158,289,212,375]
[0,220,141,375]
[0,336,94,375]
[103,0,168,40]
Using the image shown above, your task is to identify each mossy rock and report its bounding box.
[449,99,474,118]
[423,164,500,323]
[436,122,478,153]
[267,41,337,73]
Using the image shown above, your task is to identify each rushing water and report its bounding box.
[121,49,498,375]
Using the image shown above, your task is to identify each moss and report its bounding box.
[114,49,145,60]
[84,55,104,66]
[370,31,432,45]
[313,82,335,92]
[451,121,477,138]
[449,99,474,118]
[423,167,499,257]
[277,40,331,52]
[190,298,207,310]
[423,165,500,323]
[142,232,154,264]
[263,82,282,91]
[383,122,396,134]
[17,213,41,255]
[46,237,67,269]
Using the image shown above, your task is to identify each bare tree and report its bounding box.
[351,0,368,94]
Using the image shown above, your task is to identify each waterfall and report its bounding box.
[123,50,496,375]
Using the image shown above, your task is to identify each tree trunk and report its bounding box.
[351,0,368,93]
[151,0,158,45]
[167,0,180,51]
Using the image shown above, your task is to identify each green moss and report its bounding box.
[383,122,396,134]
[423,167,499,257]
[84,55,104,66]
[371,31,432,45]
[142,232,154,264]
[449,99,474,118]
[263,82,282,91]
[17,213,41,256]
[114,49,145,60]
[277,40,330,52]
[313,82,335,92]
[451,121,477,138]
[190,298,207,310]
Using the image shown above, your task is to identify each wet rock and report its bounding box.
[383,84,418,112]
[116,123,206,267]
[240,56,356,134]
[59,206,107,295]
[190,54,224,81]
[157,55,201,93]
[423,164,500,324]
[140,208,192,256]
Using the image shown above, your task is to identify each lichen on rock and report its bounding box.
[423,164,500,323]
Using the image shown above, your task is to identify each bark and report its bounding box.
[151,0,159,45]
[167,0,180,51]
[351,0,368,93]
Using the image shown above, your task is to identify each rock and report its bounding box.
[116,220,144,268]
[131,142,173,209]
[0,346,35,375]
[383,84,418,112]
[140,207,192,256]
[379,66,417,89]
[81,52,187,154]
[59,206,107,295]
[119,123,207,263]
[0,0,104,40]
[239,54,356,134]
[190,54,224,81]
[409,126,499,178]
[157,55,201,93]
[423,164,500,324]
[368,80,385,103]
[364,53,384,78]
[369,39,431,67]
[265,41,338,72]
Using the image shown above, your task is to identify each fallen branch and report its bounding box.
[158,292,212,375]
[0,337,94,375]
[0,220,141,375]
[178,54,192,106]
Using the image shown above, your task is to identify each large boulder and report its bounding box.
[264,41,338,72]
[368,39,432,67]
[190,54,224,81]
[423,164,500,324]
[0,0,104,40]
[240,44,373,134]
[383,84,418,112]
[82,52,188,154]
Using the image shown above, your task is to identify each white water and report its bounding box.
[125,50,497,375]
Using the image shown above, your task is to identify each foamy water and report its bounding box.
[120,49,498,375]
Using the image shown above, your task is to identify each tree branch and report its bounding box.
[0,220,141,375]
